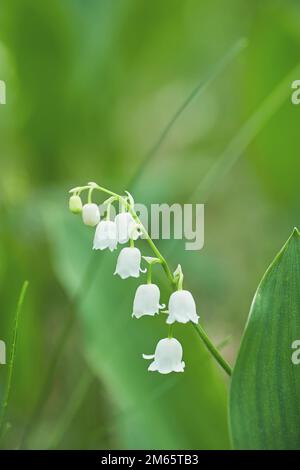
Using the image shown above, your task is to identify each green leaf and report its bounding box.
[229,228,300,449]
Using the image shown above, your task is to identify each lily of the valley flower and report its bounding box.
[68,183,213,375]
[143,338,185,374]
[166,290,199,324]
[115,212,140,244]
[93,220,118,251]
[114,247,144,279]
[82,203,100,226]
[132,283,164,318]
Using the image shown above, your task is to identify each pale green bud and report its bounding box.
[69,195,83,214]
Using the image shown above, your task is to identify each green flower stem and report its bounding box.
[192,323,232,376]
[140,229,175,285]
[176,270,184,290]
[147,264,152,284]
[87,187,93,203]
[168,325,174,339]
[81,183,232,376]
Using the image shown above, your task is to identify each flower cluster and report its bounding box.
[69,182,199,374]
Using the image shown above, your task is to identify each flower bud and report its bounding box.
[82,203,100,226]
[143,338,185,374]
[69,195,82,214]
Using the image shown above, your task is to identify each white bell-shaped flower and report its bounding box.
[93,220,118,251]
[114,247,144,278]
[82,203,100,226]
[143,338,185,374]
[132,283,164,318]
[166,290,199,324]
[115,212,140,244]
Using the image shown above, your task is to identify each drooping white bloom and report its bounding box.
[132,283,164,318]
[69,195,83,214]
[114,247,143,279]
[93,220,118,251]
[82,203,100,226]
[115,212,140,244]
[166,290,199,325]
[143,338,185,374]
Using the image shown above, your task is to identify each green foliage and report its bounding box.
[1,0,300,450]
[244,6,300,206]
[229,229,300,450]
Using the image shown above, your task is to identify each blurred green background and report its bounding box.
[0,0,300,450]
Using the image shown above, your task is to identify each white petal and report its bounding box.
[115,212,140,244]
[115,212,131,244]
[82,203,100,227]
[173,361,185,372]
[142,354,155,360]
[145,338,185,374]
[148,361,159,372]
[132,284,162,318]
[167,290,199,324]
[93,220,118,251]
[156,359,174,374]
[166,315,175,325]
[129,223,142,241]
[114,247,142,279]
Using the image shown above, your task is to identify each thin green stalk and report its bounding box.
[189,59,300,203]
[168,325,174,339]
[0,280,29,438]
[193,324,232,376]
[129,38,247,188]
[138,226,175,285]
[87,187,93,203]
[147,264,152,284]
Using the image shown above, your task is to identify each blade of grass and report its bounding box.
[129,38,247,188]
[189,60,300,202]
[0,280,29,439]
[161,60,300,265]
[217,335,232,350]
